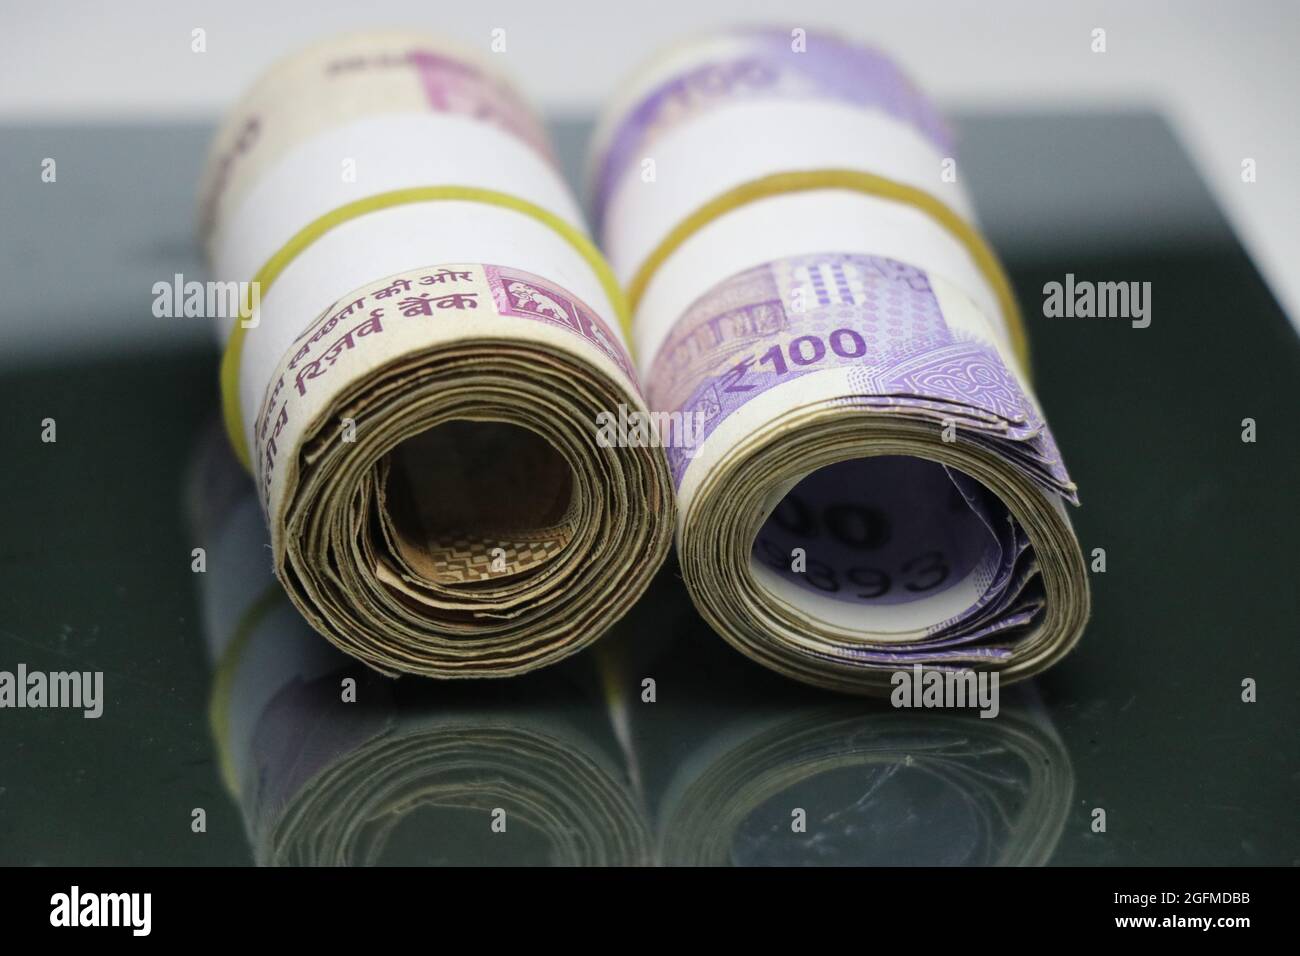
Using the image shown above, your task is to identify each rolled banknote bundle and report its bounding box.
[198,32,673,677]
[591,28,1089,693]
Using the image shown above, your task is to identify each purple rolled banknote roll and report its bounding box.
[591,29,1089,694]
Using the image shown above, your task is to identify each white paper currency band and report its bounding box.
[211,111,586,336]
[219,190,630,467]
[631,190,1011,370]
[603,101,976,283]
[237,201,626,458]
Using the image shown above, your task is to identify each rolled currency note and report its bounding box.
[199,32,673,677]
[590,28,1089,693]
[187,426,651,866]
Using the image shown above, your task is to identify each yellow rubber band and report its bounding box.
[625,169,1030,372]
[207,584,287,796]
[221,186,631,469]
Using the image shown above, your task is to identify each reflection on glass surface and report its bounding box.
[650,705,1072,866]
[599,576,1075,867]
[186,423,1074,867]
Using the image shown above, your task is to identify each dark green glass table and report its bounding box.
[0,113,1295,865]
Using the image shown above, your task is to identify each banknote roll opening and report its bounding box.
[752,456,1015,624]
[381,421,579,584]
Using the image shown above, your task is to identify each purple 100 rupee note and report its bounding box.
[645,252,1075,500]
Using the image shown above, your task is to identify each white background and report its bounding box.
[2,0,1298,329]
